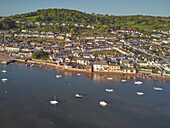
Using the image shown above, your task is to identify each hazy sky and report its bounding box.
[0,0,169,16]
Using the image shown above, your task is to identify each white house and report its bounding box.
[5,46,21,52]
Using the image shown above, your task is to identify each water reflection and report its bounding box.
[63,71,137,82]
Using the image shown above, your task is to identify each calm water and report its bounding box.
[0,63,170,128]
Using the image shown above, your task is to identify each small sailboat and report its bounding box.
[106,89,115,92]
[2,78,8,82]
[121,79,127,83]
[30,64,35,67]
[99,101,108,107]
[154,87,163,91]
[2,70,7,73]
[56,75,62,78]
[136,92,144,96]
[134,81,142,85]
[50,96,58,105]
[75,94,83,98]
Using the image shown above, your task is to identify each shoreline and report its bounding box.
[0,54,170,82]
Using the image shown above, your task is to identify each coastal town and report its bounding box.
[1,2,170,128]
[0,20,169,80]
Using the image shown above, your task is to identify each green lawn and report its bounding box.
[122,21,170,31]
[25,16,39,22]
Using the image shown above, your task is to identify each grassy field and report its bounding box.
[25,16,39,22]
[9,12,170,31]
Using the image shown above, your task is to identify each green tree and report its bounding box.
[70,28,75,34]
[32,50,49,59]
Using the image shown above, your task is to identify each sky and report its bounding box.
[0,0,170,17]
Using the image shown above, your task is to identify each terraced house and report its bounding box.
[93,61,121,73]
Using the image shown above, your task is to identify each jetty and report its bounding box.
[1,60,15,65]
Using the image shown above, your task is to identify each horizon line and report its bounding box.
[0,8,170,18]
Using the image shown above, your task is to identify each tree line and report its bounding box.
[0,8,169,31]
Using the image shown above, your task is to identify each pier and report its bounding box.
[1,60,15,65]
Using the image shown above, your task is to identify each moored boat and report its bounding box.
[1,61,8,65]
[154,87,163,91]
[75,94,83,98]
[50,101,58,105]
[56,75,62,78]
[106,89,115,92]
[99,101,108,107]
[2,78,8,82]
[134,81,142,85]
[30,64,35,67]
[50,96,58,105]
[136,92,144,96]
[77,74,80,76]
[2,70,7,73]
[121,79,127,83]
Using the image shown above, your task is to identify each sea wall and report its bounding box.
[65,68,90,73]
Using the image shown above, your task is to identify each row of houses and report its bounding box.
[64,59,136,74]
[15,21,95,29]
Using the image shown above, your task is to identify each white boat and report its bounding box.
[154,87,163,91]
[2,78,8,82]
[134,81,142,85]
[50,101,58,105]
[77,74,80,76]
[56,75,62,78]
[121,79,127,83]
[136,92,144,96]
[99,101,108,107]
[107,78,113,80]
[50,96,58,105]
[106,89,115,92]
[2,70,7,73]
[30,64,35,67]
[75,94,83,98]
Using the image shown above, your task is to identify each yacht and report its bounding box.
[99,101,108,107]
[154,87,163,91]
[136,92,144,96]
[75,94,83,98]
[134,81,142,85]
[2,78,8,82]
[50,101,58,105]
[121,79,127,83]
[2,70,7,73]
[50,96,58,105]
[56,75,62,78]
[106,89,115,92]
